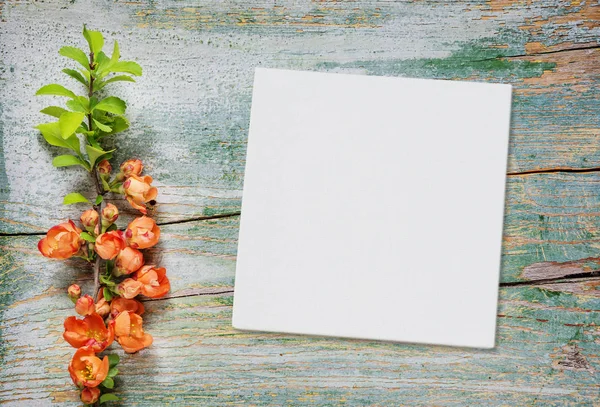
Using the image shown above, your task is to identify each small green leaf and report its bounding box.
[93,96,126,114]
[62,68,88,86]
[93,119,112,132]
[108,61,142,76]
[35,84,76,99]
[103,287,113,301]
[106,223,118,232]
[95,195,104,205]
[99,393,120,404]
[107,354,120,368]
[80,232,96,243]
[40,106,68,118]
[101,377,114,389]
[63,192,90,205]
[102,116,129,136]
[52,155,89,170]
[59,112,86,139]
[107,367,119,378]
[59,46,90,69]
[83,25,104,56]
[86,145,115,168]
[110,41,120,65]
[36,122,81,152]
[94,75,135,92]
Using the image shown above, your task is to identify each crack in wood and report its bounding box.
[141,288,235,302]
[507,166,600,177]
[472,43,600,63]
[0,211,242,237]
[500,271,600,287]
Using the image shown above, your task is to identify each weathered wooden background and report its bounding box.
[1,0,600,405]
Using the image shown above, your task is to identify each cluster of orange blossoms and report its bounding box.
[38,159,168,405]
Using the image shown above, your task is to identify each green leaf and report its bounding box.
[107,354,120,368]
[80,232,96,243]
[106,223,118,232]
[35,84,76,99]
[62,68,87,86]
[94,75,135,92]
[83,25,104,56]
[86,145,115,168]
[93,96,126,114]
[107,367,119,378]
[59,112,86,139]
[101,116,129,136]
[63,192,90,205]
[103,287,113,301]
[110,41,120,65]
[59,46,90,69]
[66,97,89,113]
[36,122,81,152]
[52,155,89,170]
[99,393,120,404]
[40,106,68,118]
[95,195,103,205]
[95,51,112,76]
[108,61,142,76]
[100,377,114,389]
[93,119,112,132]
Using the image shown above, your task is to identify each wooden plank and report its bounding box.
[1,0,599,233]
[2,218,600,406]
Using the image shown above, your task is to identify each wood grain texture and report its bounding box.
[1,0,599,233]
[1,0,600,405]
[2,219,600,406]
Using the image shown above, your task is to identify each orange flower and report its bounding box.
[68,346,109,388]
[94,231,126,260]
[125,216,160,249]
[97,159,112,176]
[101,203,119,225]
[114,311,153,353]
[95,297,111,318]
[120,159,143,178]
[110,297,145,318]
[123,174,157,214]
[135,265,170,298]
[75,295,95,316]
[81,386,101,404]
[63,313,115,352]
[80,209,99,234]
[114,247,144,277]
[38,220,83,259]
[118,278,143,299]
[68,284,81,302]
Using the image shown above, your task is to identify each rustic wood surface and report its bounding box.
[1,0,599,405]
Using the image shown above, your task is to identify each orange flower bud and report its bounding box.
[68,346,109,388]
[114,247,144,277]
[63,313,115,352]
[38,220,83,259]
[75,294,95,316]
[101,203,119,226]
[118,278,143,299]
[114,311,153,353]
[123,175,158,214]
[135,265,170,298]
[94,231,126,260]
[125,216,160,249]
[110,297,145,318]
[68,284,81,302]
[120,159,143,178]
[95,297,111,318]
[80,209,99,233]
[97,159,112,176]
[81,387,101,404]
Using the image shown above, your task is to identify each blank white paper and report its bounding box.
[232,68,512,349]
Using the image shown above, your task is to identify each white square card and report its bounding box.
[232,68,511,348]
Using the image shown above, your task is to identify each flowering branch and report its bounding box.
[35,26,169,406]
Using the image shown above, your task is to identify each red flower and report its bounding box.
[135,265,170,298]
[114,311,153,353]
